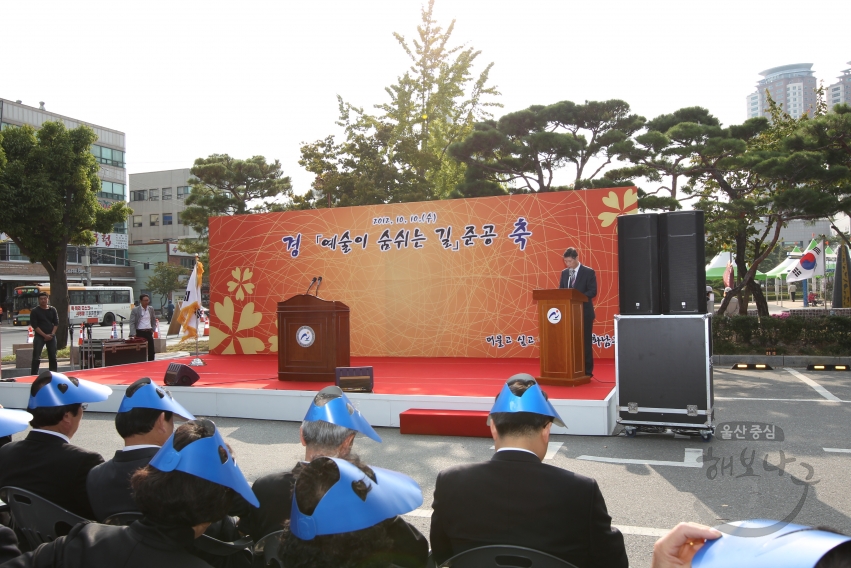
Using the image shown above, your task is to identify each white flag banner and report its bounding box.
[177,259,204,340]
[786,245,823,282]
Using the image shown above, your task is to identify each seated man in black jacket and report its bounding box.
[86,377,195,522]
[0,418,259,568]
[278,456,423,568]
[0,372,110,520]
[430,374,628,568]
[239,386,427,567]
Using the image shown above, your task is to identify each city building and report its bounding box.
[0,98,134,300]
[746,63,818,120]
[128,169,199,244]
[128,242,196,306]
[826,62,851,110]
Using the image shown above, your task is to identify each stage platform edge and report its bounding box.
[0,381,618,436]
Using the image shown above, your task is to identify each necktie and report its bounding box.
[568,268,575,288]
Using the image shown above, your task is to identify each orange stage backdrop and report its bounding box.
[208,187,637,358]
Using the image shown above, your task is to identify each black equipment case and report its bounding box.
[614,314,714,439]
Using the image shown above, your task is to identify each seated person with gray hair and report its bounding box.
[238,386,427,567]
[277,456,423,568]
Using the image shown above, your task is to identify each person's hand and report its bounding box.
[652,522,722,568]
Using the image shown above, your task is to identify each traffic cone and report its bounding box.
[27,326,34,344]
[203,314,210,336]
[78,324,84,346]
[154,319,160,339]
[110,321,118,339]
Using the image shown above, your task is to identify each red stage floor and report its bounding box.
[26,355,615,401]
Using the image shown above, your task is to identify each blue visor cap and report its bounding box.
[290,457,423,540]
[0,408,33,438]
[148,419,259,508]
[488,375,565,427]
[28,372,112,409]
[302,386,382,443]
[118,377,195,420]
[693,520,851,568]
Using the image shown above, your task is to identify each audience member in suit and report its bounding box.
[559,247,598,377]
[277,456,422,568]
[0,527,20,565]
[0,372,110,520]
[0,419,259,568]
[86,377,194,522]
[239,386,427,568]
[430,374,627,568]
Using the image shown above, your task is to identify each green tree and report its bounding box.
[146,263,189,309]
[299,0,500,206]
[0,122,130,348]
[181,154,293,265]
[448,100,644,195]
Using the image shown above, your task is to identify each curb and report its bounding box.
[714,355,851,366]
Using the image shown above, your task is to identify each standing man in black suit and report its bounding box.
[0,371,111,520]
[559,247,597,377]
[430,374,627,568]
[86,377,194,522]
[29,292,59,376]
[129,293,157,361]
[239,386,428,568]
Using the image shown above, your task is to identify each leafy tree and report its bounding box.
[609,107,720,211]
[146,263,189,309]
[299,0,500,206]
[448,100,644,195]
[0,122,130,348]
[181,154,293,265]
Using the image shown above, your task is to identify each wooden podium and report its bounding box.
[277,294,350,382]
[532,289,590,386]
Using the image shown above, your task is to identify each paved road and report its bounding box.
[0,322,184,357]
[2,365,850,567]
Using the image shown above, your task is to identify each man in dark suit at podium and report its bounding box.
[559,247,597,377]
[430,375,627,567]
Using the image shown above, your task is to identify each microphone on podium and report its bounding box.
[306,277,318,294]
[314,276,323,297]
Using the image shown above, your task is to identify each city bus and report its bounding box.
[12,285,134,327]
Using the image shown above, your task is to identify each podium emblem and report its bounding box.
[296,326,316,347]
[546,308,562,324]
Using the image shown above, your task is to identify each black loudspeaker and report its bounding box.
[618,214,661,314]
[335,366,374,393]
[164,363,200,387]
[660,211,706,314]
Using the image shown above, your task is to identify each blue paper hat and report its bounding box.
[693,520,851,568]
[149,419,259,507]
[290,457,423,540]
[0,408,33,438]
[118,377,195,420]
[488,374,565,427]
[28,372,112,409]
[303,386,382,442]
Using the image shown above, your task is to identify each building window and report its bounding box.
[180,257,195,268]
[130,189,147,202]
[150,214,159,226]
[149,189,159,201]
[91,144,125,168]
[133,215,142,227]
[177,186,190,199]
[99,181,126,201]
[162,187,172,200]
[163,213,173,226]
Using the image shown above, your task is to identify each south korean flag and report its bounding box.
[786,245,823,282]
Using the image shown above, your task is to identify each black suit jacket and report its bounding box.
[0,431,103,520]
[86,447,160,522]
[0,519,212,568]
[239,462,428,568]
[0,527,20,565]
[430,450,627,568]
[559,265,597,319]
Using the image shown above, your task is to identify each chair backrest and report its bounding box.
[253,530,284,568]
[439,545,579,568]
[0,487,88,550]
[103,512,144,526]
